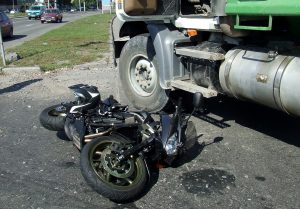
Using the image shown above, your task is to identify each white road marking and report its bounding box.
[25,24,34,27]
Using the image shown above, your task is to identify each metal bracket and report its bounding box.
[234,15,273,31]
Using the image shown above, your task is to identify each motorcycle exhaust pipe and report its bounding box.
[84,128,113,143]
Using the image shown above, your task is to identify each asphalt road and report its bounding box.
[0,57,299,207]
[3,11,99,49]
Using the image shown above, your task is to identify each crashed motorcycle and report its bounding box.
[39,84,129,149]
[39,85,203,202]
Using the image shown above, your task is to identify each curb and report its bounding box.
[2,66,41,73]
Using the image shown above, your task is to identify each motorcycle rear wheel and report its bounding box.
[80,136,148,202]
[39,104,67,131]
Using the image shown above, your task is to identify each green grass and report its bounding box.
[8,12,27,18]
[5,13,114,71]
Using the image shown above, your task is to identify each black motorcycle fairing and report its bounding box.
[65,116,86,149]
[160,113,173,147]
[70,85,101,113]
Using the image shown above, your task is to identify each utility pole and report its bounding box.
[0,28,6,66]
[79,0,81,11]
[109,0,112,14]
[12,0,15,11]
[96,0,99,10]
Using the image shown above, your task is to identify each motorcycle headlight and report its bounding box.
[165,133,178,155]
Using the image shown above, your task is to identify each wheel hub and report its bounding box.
[49,106,67,117]
[130,56,157,96]
[101,148,134,178]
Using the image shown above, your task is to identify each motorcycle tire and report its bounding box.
[39,104,67,131]
[64,118,73,140]
[80,136,148,202]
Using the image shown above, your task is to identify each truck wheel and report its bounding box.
[119,35,169,112]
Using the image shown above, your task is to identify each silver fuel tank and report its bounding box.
[219,48,300,116]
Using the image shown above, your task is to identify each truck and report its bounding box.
[111,0,300,117]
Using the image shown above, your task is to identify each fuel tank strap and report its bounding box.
[273,56,295,114]
[224,49,242,98]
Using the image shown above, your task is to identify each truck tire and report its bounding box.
[119,35,169,112]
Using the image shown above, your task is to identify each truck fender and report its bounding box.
[111,16,148,63]
[147,24,191,89]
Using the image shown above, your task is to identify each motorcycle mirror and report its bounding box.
[193,92,203,108]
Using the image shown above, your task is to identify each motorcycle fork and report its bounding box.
[117,135,156,162]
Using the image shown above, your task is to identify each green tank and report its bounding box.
[226,0,300,16]
[225,0,300,31]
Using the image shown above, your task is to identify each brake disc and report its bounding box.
[101,148,135,178]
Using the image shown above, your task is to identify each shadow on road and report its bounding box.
[0,79,42,95]
[56,131,71,141]
[170,91,300,147]
[42,21,69,24]
[200,96,300,147]
[4,35,27,42]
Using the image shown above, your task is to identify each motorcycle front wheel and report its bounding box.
[80,136,148,202]
[39,104,67,131]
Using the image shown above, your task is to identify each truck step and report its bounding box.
[175,46,225,61]
[170,80,218,98]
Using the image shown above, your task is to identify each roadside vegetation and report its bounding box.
[8,12,27,18]
[4,13,114,71]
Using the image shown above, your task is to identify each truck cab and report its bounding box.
[112,0,300,116]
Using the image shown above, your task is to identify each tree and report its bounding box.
[58,0,72,5]
[18,0,35,12]
[71,0,98,8]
